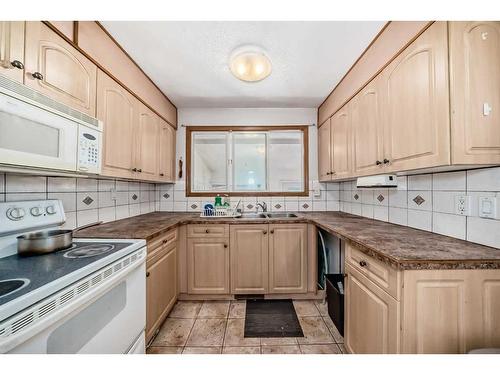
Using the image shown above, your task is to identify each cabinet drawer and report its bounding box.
[187,224,229,238]
[346,243,400,300]
[147,229,177,262]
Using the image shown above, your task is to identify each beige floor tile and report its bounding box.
[297,317,335,345]
[223,346,261,354]
[261,345,301,354]
[147,346,183,354]
[228,301,246,318]
[224,318,260,347]
[293,300,321,317]
[168,301,202,318]
[338,344,347,353]
[182,346,222,354]
[186,318,227,346]
[299,344,341,354]
[322,315,344,343]
[261,337,298,346]
[153,318,195,346]
[198,301,230,318]
[314,300,329,316]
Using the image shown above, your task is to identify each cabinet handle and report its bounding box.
[137,168,142,173]
[359,260,367,267]
[375,160,382,165]
[263,230,267,234]
[31,72,43,80]
[146,271,150,277]
[326,172,331,175]
[162,239,167,244]
[11,60,24,69]
[270,229,274,234]
[383,158,390,164]
[205,229,210,233]
[132,168,138,172]
[224,244,228,248]
[159,173,164,176]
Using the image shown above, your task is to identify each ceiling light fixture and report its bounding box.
[229,46,272,82]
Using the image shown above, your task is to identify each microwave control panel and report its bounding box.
[77,125,101,174]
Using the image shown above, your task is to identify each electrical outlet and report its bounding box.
[478,196,498,219]
[455,195,471,216]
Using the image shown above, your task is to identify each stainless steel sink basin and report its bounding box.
[264,213,298,218]
[236,213,268,219]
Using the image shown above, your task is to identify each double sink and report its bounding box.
[236,212,298,219]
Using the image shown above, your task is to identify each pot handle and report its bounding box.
[72,221,103,233]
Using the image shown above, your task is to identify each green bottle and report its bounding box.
[214,195,222,207]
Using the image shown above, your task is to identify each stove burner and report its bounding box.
[63,244,115,259]
[0,278,30,298]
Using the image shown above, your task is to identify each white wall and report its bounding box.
[175,107,318,183]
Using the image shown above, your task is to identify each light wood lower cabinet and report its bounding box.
[230,224,269,294]
[345,242,500,354]
[345,264,400,354]
[0,21,25,83]
[187,237,230,294]
[268,224,308,294]
[24,22,97,116]
[146,230,178,343]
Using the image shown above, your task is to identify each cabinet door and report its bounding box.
[331,104,352,179]
[136,103,159,180]
[383,22,450,172]
[352,77,385,176]
[187,238,230,294]
[268,224,307,294]
[230,225,269,294]
[97,70,136,179]
[146,247,177,343]
[158,119,176,182]
[24,22,97,116]
[345,265,400,354]
[0,21,25,83]
[318,118,332,181]
[450,21,500,164]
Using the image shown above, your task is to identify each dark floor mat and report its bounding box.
[244,299,304,338]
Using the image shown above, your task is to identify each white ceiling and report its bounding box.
[101,21,386,108]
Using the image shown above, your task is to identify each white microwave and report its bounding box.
[0,76,102,174]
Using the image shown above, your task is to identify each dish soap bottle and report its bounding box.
[214,194,222,207]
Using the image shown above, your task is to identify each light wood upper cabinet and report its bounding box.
[97,70,136,179]
[382,21,450,172]
[135,103,159,180]
[146,245,177,343]
[352,76,385,176]
[318,118,332,182]
[158,119,176,182]
[268,224,307,294]
[24,22,97,116]
[0,21,25,83]
[47,21,75,42]
[345,264,400,354]
[187,238,230,294]
[230,225,269,294]
[331,104,352,179]
[450,21,500,165]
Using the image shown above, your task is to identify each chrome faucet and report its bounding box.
[256,202,267,212]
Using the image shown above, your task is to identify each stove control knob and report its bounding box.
[45,205,57,215]
[30,206,43,217]
[7,207,26,221]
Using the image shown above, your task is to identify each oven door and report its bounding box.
[0,92,78,171]
[6,258,146,354]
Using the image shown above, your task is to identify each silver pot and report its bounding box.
[17,222,102,256]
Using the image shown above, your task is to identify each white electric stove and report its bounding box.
[0,200,146,354]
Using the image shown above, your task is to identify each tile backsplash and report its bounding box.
[0,174,158,229]
[337,167,500,249]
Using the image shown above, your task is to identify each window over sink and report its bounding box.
[186,126,308,196]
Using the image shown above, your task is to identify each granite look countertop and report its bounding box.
[74,211,500,270]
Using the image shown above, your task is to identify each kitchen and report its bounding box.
[1,0,500,373]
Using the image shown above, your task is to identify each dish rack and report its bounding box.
[200,207,241,218]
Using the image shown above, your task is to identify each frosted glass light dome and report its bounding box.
[229,48,272,82]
